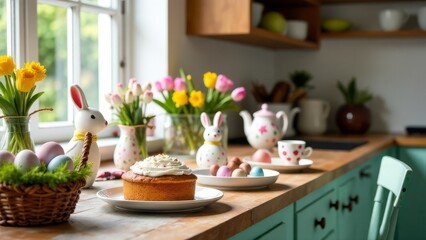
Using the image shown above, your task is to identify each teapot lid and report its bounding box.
[254,104,274,117]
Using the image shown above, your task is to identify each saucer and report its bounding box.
[243,157,313,173]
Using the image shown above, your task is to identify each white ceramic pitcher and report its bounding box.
[297,99,330,135]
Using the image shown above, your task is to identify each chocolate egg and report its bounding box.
[252,149,272,163]
[228,157,242,166]
[209,164,220,176]
[227,161,240,172]
[0,150,15,167]
[14,150,40,172]
[249,166,264,177]
[216,166,232,177]
[47,155,74,172]
[239,162,252,174]
[232,168,247,177]
[36,141,65,165]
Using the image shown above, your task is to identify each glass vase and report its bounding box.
[0,116,35,155]
[113,125,147,171]
[163,114,228,157]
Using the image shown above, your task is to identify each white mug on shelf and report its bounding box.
[286,20,308,40]
[418,7,426,31]
[252,2,264,27]
[379,9,409,31]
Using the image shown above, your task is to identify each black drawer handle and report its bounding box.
[314,217,326,229]
[329,200,339,210]
[350,195,359,205]
[359,170,371,179]
[342,202,353,212]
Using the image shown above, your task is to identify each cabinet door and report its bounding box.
[230,205,294,240]
[355,158,380,240]
[336,177,357,240]
[296,190,337,240]
[396,147,426,240]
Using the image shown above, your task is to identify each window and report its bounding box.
[2,0,124,143]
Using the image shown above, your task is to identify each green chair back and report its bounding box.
[368,156,412,240]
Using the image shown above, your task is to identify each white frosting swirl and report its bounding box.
[130,154,192,177]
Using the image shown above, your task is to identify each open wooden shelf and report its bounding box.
[322,29,426,38]
[322,0,417,4]
[203,27,318,49]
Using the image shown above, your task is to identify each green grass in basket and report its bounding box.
[0,158,91,189]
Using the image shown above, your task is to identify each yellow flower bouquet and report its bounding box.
[0,55,49,154]
[154,69,246,156]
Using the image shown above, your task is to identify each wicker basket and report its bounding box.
[0,132,93,226]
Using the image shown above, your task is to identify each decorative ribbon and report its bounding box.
[73,130,98,142]
[204,141,221,146]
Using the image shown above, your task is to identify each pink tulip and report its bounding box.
[116,82,125,96]
[174,77,186,91]
[231,87,246,102]
[128,78,138,89]
[132,83,143,96]
[155,81,163,91]
[104,93,112,105]
[215,74,234,93]
[110,93,123,108]
[125,90,135,103]
[143,90,153,103]
[161,76,174,91]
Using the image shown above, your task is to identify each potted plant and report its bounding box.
[336,77,373,134]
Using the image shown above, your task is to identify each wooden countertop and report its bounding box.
[0,134,409,239]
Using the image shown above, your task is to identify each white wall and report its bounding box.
[275,2,426,133]
[131,1,426,137]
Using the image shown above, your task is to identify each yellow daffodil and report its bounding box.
[189,90,205,108]
[172,90,188,108]
[203,71,217,89]
[0,55,16,76]
[25,61,46,82]
[16,67,36,92]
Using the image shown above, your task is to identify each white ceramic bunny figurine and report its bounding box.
[196,111,227,168]
[66,85,108,188]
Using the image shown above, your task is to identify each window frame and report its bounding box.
[3,0,125,143]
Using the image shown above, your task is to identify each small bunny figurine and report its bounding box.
[66,85,108,188]
[196,111,227,168]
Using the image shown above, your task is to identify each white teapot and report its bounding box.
[240,104,288,150]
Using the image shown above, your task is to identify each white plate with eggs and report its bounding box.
[193,169,279,190]
[243,157,313,173]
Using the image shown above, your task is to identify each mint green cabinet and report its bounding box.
[230,204,294,240]
[396,147,426,240]
[296,190,337,240]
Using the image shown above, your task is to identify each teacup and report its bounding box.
[278,140,313,165]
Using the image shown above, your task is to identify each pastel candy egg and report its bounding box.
[0,150,15,167]
[216,166,232,177]
[47,155,74,172]
[14,150,40,172]
[228,157,242,166]
[252,149,271,163]
[210,164,220,176]
[232,168,247,177]
[249,166,264,177]
[36,141,65,165]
